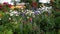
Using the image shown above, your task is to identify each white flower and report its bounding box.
[9,18,11,20]
[30,11,34,14]
[10,10,13,12]
[27,17,29,19]
[0,18,1,20]
[16,14,19,16]
[26,12,29,15]
[5,12,9,14]
[40,6,52,13]
[41,6,46,10]
[10,10,19,16]
[10,13,14,16]
[12,11,18,14]
[32,14,35,18]
[26,9,29,11]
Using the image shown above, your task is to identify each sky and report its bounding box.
[39,0,50,3]
[0,0,11,3]
[0,0,50,4]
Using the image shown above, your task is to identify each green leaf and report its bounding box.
[4,29,13,34]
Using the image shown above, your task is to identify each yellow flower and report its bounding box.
[24,6,26,8]
[0,14,3,18]
[16,6,20,8]
[45,14,48,16]
[20,6,26,9]
[10,6,15,9]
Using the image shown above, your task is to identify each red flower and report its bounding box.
[3,9,7,12]
[3,2,8,5]
[31,1,38,8]
[29,18,32,21]
[29,18,32,22]
[50,0,54,2]
[0,5,3,9]
[3,2,12,8]
[8,4,12,8]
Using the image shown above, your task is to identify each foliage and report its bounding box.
[0,0,60,34]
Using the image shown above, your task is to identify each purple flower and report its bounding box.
[22,12,25,17]
[34,11,40,15]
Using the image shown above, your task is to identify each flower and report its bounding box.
[29,18,32,22]
[3,9,7,12]
[0,14,3,18]
[3,2,12,8]
[27,17,29,19]
[3,2,8,5]
[0,5,3,9]
[8,4,12,8]
[9,18,11,20]
[16,6,21,8]
[10,10,19,16]
[10,6,15,9]
[10,13,13,16]
[0,18,1,20]
[50,0,54,2]
[45,14,48,16]
[34,11,40,15]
